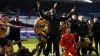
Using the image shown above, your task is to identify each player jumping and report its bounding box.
[34,16,47,56]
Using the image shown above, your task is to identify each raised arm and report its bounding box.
[67,7,75,19]
[60,7,75,21]
[54,3,57,10]
[37,1,48,20]
[7,23,25,28]
[20,21,34,28]
[0,21,25,28]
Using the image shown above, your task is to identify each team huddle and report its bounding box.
[0,0,100,56]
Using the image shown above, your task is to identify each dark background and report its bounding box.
[0,0,100,19]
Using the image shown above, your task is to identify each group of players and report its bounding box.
[34,1,100,56]
[0,1,100,56]
[0,11,37,56]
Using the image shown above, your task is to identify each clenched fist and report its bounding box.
[54,3,57,9]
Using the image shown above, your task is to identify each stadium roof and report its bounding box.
[0,0,99,3]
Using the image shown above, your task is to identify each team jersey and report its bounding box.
[42,26,48,36]
[77,37,90,49]
[87,23,93,36]
[34,18,47,34]
[0,22,8,38]
[60,33,76,48]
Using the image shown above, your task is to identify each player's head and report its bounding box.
[66,28,71,34]
[88,18,92,24]
[49,8,56,15]
[80,35,86,42]
[1,14,9,23]
[14,16,19,22]
[6,39,12,46]
[60,21,66,26]
[78,15,84,22]
[72,14,76,20]
[84,19,87,22]
[93,17,98,23]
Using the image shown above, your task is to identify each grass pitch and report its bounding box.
[13,38,99,56]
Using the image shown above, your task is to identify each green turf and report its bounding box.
[13,38,100,56]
